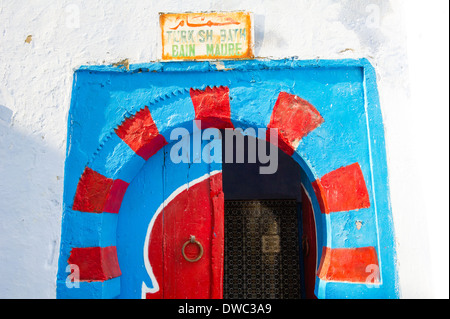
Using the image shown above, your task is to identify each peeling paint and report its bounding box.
[210,61,233,71]
[356,220,363,230]
[112,59,130,71]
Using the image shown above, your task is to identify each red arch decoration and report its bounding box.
[68,85,377,293]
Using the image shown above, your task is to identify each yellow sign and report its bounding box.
[160,12,253,61]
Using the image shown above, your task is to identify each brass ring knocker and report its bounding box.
[182,235,204,263]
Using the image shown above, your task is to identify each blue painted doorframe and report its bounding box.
[57,58,399,299]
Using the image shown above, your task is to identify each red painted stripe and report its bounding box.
[267,92,324,155]
[312,179,330,215]
[68,246,121,282]
[313,163,370,214]
[317,246,379,283]
[72,167,114,213]
[190,86,234,129]
[72,167,129,214]
[115,106,168,160]
[104,179,129,214]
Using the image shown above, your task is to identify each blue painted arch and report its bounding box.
[57,58,399,299]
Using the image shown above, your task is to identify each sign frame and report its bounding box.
[159,11,254,61]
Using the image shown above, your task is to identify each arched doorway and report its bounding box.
[118,129,317,299]
[222,131,308,299]
[57,59,399,299]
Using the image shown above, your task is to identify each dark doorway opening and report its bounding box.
[221,130,305,299]
[223,199,302,299]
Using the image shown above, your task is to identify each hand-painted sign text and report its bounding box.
[160,12,253,60]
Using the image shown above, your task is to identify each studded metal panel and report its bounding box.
[224,200,302,299]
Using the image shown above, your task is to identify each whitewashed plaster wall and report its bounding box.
[0,0,448,298]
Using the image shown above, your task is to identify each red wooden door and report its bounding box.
[146,169,224,299]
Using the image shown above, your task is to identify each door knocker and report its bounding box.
[182,235,204,263]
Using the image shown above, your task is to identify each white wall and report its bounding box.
[401,0,449,299]
[0,0,448,298]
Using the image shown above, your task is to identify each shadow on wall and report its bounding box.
[0,105,66,298]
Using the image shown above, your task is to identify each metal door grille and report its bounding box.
[224,200,302,299]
